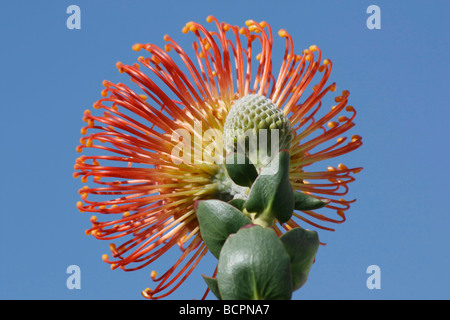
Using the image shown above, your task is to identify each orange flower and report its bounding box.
[74,16,362,299]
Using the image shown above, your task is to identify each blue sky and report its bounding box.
[0,0,448,300]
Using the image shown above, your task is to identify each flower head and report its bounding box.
[74,16,362,299]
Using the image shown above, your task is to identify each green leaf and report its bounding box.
[195,199,252,259]
[280,227,320,291]
[202,275,222,300]
[245,150,294,225]
[294,191,330,211]
[225,153,258,187]
[217,225,293,300]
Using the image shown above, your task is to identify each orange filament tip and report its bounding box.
[256,53,262,61]
[90,216,97,223]
[142,288,153,299]
[245,20,255,27]
[328,121,339,128]
[278,29,288,37]
[93,102,101,109]
[80,127,87,135]
[330,84,337,92]
[327,166,336,172]
[93,230,102,237]
[81,176,88,183]
[76,145,83,153]
[139,94,147,101]
[319,65,326,72]
[223,24,231,32]
[189,25,198,32]
[76,201,84,209]
[102,80,110,87]
[150,270,157,280]
[132,44,142,51]
[109,243,117,253]
[323,59,331,65]
[260,21,267,28]
[102,254,109,262]
[73,172,80,178]
[115,62,125,73]
[206,16,214,23]
[164,44,171,52]
[338,163,348,170]
[346,105,355,112]
[85,230,91,236]
[338,116,348,122]
[182,26,189,34]
[163,34,170,41]
[123,211,130,217]
[101,89,108,97]
[351,135,362,141]
[309,45,319,52]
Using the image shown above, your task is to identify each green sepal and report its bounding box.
[225,152,258,187]
[195,199,252,259]
[227,198,246,211]
[294,191,330,211]
[280,227,320,291]
[245,150,294,224]
[217,225,293,300]
[201,275,222,300]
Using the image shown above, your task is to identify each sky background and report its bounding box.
[0,0,448,300]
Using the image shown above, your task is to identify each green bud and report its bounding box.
[223,94,293,167]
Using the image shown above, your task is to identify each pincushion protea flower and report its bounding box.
[74,16,362,299]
